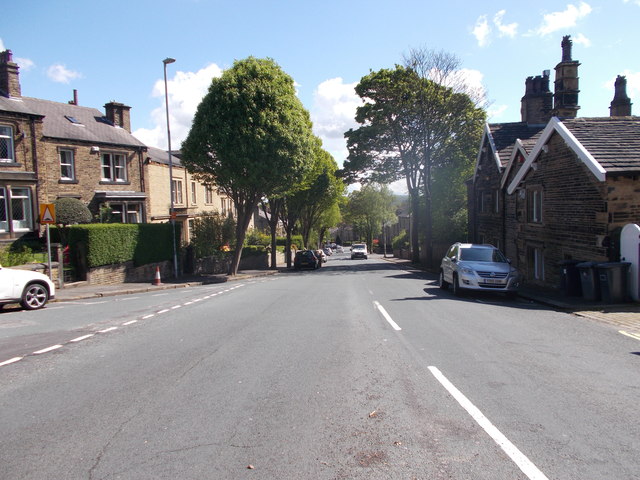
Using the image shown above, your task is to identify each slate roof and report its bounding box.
[488,122,545,167]
[560,117,640,173]
[0,96,145,148]
[145,145,183,167]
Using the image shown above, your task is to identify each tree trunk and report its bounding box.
[229,204,255,275]
[410,193,420,263]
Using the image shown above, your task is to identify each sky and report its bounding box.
[3,1,639,194]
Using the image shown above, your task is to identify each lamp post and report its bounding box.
[163,57,179,279]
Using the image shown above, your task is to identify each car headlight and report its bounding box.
[460,266,475,275]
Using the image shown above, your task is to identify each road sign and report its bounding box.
[40,204,56,224]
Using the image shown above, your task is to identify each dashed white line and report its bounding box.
[98,327,118,333]
[157,309,170,314]
[70,334,95,342]
[33,345,63,354]
[428,366,549,480]
[620,330,640,341]
[0,357,23,367]
[374,301,402,331]
[122,320,138,326]
[142,314,155,319]
[171,305,181,310]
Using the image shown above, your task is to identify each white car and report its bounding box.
[351,243,368,260]
[0,265,56,310]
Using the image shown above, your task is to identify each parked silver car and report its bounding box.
[0,265,56,310]
[439,243,520,297]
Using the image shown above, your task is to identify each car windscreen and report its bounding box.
[460,247,507,263]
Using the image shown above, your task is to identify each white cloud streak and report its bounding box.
[46,64,82,84]
[533,2,592,36]
[494,10,518,38]
[472,15,491,47]
[133,63,223,150]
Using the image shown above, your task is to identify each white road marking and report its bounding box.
[428,366,549,480]
[619,330,640,341]
[33,345,63,354]
[157,309,170,314]
[152,293,169,297]
[374,301,402,331]
[70,334,95,342]
[142,314,155,319]
[171,305,181,310]
[98,327,118,333]
[0,357,23,367]
[122,320,138,326]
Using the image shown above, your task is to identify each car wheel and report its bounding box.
[364,255,368,260]
[438,270,449,290]
[452,274,463,297]
[20,282,49,310]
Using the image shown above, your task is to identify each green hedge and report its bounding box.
[68,223,181,268]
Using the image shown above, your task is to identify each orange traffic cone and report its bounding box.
[153,266,162,286]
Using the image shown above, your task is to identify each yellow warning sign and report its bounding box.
[40,204,56,224]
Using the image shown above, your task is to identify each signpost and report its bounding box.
[39,204,56,281]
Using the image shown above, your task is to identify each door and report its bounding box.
[620,223,640,301]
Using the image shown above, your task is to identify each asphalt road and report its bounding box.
[1,253,639,479]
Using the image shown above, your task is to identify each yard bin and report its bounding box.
[559,260,583,296]
[577,262,601,301]
[596,262,631,304]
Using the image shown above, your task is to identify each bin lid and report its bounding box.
[596,262,631,269]
[576,261,599,268]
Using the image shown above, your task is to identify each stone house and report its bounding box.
[468,36,640,289]
[143,146,243,245]
[0,49,147,243]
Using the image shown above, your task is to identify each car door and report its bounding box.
[442,245,458,283]
[0,267,17,300]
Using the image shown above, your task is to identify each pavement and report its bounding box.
[51,256,640,338]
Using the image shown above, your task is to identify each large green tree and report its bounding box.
[344,184,396,252]
[343,55,485,267]
[181,57,315,275]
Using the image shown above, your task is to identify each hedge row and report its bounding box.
[67,223,180,268]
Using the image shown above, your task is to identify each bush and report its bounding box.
[392,230,410,250]
[190,212,236,258]
[54,198,92,225]
[245,229,271,246]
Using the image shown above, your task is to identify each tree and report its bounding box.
[53,197,92,245]
[344,184,396,252]
[343,55,485,267]
[181,57,315,275]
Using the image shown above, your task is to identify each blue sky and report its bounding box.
[3,0,639,190]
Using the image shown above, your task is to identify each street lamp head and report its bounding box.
[163,57,176,65]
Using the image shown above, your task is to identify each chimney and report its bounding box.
[0,50,22,98]
[520,70,553,125]
[68,89,79,105]
[553,35,580,119]
[104,101,132,132]
[609,75,632,117]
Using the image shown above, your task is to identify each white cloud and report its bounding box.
[572,33,591,47]
[472,15,491,47]
[0,38,4,51]
[487,104,509,121]
[494,10,518,38]
[533,2,592,36]
[15,57,35,72]
[310,77,360,167]
[623,0,640,6]
[46,64,82,84]
[133,63,223,150]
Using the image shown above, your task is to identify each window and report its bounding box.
[104,202,141,223]
[0,188,7,232]
[10,187,33,231]
[528,246,545,280]
[494,189,500,213]
[172,179,183,204]
[59,149,75,180]
[0,125,15,163]
[191,181,197,204]
[101,153,127,182]
[527,188,542,223]
[205,186,213,204]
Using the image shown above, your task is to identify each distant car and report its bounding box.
[335,245,344,253]
[322,247,332,256]
[294,250,319,270]
[0,264,56,310]
[439,243,520,297]
[351,243,368,260]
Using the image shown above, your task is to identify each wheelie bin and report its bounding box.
[559,260,583,296]
[577,262,600,301]
[596,262,631,304]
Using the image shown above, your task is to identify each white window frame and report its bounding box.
[191,181,197,204]
[205,186,213,204]
[172,179,183,205]
[528,188,542,223]
[59,148,75,180]
[0,125,15,163]
[10,187,33,232]
[101,153,127,182]
[0,187,7,232]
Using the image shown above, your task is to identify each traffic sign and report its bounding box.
[40,204,56,224]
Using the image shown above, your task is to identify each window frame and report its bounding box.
[59,148,76,181]
[172,179,184,205]
[527,187,543,223]
[0,125,15,163]
[191,181,197,204]
[101,152,128,183]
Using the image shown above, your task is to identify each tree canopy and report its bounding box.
[181,56,316,274]
[344,184,396,252]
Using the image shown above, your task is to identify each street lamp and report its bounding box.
[163,57,179,279]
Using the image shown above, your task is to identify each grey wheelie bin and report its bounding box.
[596,262,630,304]
[577,262,600,301]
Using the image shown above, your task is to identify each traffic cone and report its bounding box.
[153,266,162,286]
